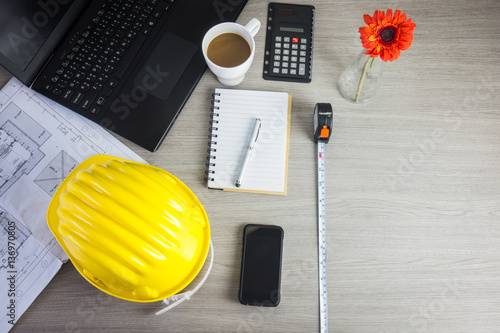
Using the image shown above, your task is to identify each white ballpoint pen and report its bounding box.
[235,118,261,187]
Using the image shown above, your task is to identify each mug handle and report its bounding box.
[244,18,261,37]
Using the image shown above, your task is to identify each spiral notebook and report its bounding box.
[206,88,292,195]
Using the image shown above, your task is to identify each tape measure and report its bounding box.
[313,103,333,333]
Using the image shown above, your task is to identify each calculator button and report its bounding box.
[275,36,282,42]
[300,44,307,50]
[275,49,281,55]
[291,50,298,56]
[275,42,282,48]
[282,56,289,62]
[300,51,306,56]
[292,44,298,49]
[273,67,280,73]
[291,56,297,62]
[290,69,297,75]
[283,37,290,42]
[283,49,290,55]
[281,68,288,74]
[283,43,290,49]
[273,61,280,67]
[290,63,297,68]
[299,64,305,75]
[300,38,307,44]
[282,62,289,68]
[292,37,299,43]
[274,55,281,61]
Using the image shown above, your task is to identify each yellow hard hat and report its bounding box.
[47,155,210,302]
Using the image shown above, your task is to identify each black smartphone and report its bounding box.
[238,224,284,307]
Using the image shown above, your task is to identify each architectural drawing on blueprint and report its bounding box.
[34,151,78,197]
[0,103,49,196]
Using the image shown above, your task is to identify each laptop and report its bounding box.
[0,0,248,151]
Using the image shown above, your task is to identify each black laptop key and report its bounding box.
[97,56,109,65]
[69,62,80,71]
[90,106,101,115]
[63,90,74,100]
[69,80,79,89]
[80,93,97,109]
[126,30,138,39]
[57,80,68,89]
[104,65,115,75]
[85,73,97,83]
[92,65,103,74]
[63,72,74,80]
[132,5,142,14]
[96,97,106,106]
[80,82,91,91]
[153,10,162,19]
[92,83,103,92]
[97,74,109,83]
[72,92,84,105]
[75,71,85,80]
[108,78,119,88]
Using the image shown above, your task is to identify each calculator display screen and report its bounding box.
[278,9,294,16]
[279,26,305,33]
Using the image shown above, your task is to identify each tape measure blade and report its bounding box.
[317,141,328,333]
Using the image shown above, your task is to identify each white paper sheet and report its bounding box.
[0,78,146,333]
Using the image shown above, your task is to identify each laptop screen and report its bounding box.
[0,0,88,85]
[0,2,72,71]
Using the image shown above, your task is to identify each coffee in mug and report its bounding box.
[207,33,251,68]
[202,18,261,86]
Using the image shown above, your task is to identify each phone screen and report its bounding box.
[238,224,283,306]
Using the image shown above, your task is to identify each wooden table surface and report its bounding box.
[3,0,500,332]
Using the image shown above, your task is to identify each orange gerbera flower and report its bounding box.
[359,9,416,62]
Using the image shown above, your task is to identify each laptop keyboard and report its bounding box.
[43,0,175,116]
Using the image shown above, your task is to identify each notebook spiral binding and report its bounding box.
[204,93,221,182]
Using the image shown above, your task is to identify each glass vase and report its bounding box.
[338,49,384,103]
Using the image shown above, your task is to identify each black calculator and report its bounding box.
[263,3,315,83]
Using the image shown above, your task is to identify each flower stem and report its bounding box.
[355,55,371,103]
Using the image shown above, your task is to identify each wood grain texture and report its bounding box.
[2,0,500,332]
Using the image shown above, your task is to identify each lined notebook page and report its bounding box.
[207,88,291,195]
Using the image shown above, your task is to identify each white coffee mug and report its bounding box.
[202,18,261,86]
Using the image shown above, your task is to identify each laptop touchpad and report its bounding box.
[134,32,198,100]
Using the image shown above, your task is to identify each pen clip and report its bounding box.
[253,119,261,143]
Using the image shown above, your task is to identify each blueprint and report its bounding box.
[0,78,146,333]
